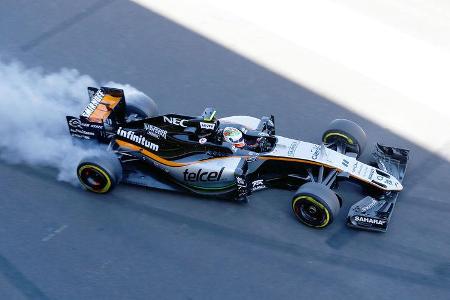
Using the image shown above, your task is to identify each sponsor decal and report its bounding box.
[358,164,363,175]
[104,118,112,126]
[70,133,91,140]
[117,127,159,151]
[236,177,245,185]
[377,175,384,181]
[87,123,103,129]
[81,89,104,117]
[68,118,82,128]
[68,118,103,130]
[236,176,247,199]
[354,216,386,225]
[360,200,378,213]
[342,159,349,167]
[368,168,374,179]
[206,150,228,157]
[258,132,269,137]
[237,180,247,197]
[246,156,257,162]
[311,145,320,160]
[144,124,167,139]
[352,162,358,173]
[183,167,225,182]
[88,88,96,99]
[69,128,95,136]
[200,122,215,130]
[199,137,207,144]
[240,127,248,134]
[288,141,299,157]
[163,116,187,127]
[251,179,265,191]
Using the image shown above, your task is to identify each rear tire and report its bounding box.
[77,153,123,194]
[322,119,367,158]
[292,182,340,228]
[126,92,158,120]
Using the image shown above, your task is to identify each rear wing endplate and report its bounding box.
[66,87,127,141]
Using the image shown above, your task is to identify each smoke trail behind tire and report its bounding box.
[0,59,147,184]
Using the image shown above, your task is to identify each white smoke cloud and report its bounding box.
[104,82,151,103]
[0,59,147,184]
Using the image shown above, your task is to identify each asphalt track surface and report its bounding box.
[1,1,450,299]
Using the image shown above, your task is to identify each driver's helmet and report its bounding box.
[223,127,245,148]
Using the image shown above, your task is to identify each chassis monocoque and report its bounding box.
[67,87,409,232]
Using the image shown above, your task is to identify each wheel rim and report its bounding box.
[78,165,111,192]
[293,196,330,227]
[323,132,353,145]
[323,133,360,157]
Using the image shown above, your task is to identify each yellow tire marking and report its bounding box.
[323,132,353,145]
[78,164,112,193]
[292,195,330,228]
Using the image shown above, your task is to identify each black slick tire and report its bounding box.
[77,153,123,194]
[322,119,367,157]
[292,182,340,228]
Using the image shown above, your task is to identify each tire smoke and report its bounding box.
[0,59,146,184]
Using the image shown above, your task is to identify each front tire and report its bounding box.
[322,119,367,157]
[77,153,123,194]
[292,182,340,228]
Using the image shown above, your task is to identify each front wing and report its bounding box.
[347,144,410,232]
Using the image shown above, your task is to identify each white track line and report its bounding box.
[132,0,450,160]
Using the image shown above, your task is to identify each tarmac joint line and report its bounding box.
[20,0,115,52]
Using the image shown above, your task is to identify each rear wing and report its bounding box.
[66,87,127,141]
[81,87,126,123]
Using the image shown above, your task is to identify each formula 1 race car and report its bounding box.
[67,87,409,232]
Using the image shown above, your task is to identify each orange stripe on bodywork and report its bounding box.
[115,141,391,191]
[116,139,248,167]
[258,156,340,170]
[116,140,187,166]
[88,94,122,123]
[117,140,341,170]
